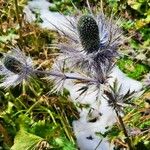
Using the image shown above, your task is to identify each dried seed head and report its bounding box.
[77,15,100,53]
[3,56,23,74]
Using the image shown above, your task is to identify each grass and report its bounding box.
[117,57,150,80]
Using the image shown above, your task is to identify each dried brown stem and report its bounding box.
[115,110,134,150]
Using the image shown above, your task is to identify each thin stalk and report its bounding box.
[63,110,75,144]
[55,107,74,143]
[12,110,27,118]
[34,70,98,83]
[25,100,39,114]
[22,80,26,95]
[94,139,102,150]
[14,0,23,43]
[28,84,39,97]
[40,106,57,125]
[115,109,133,150]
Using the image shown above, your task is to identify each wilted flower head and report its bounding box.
[0,47,34,88]
[104,80,135,112]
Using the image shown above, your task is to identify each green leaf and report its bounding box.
[11,129,43,150]
[131,2,141,10]
[54,137,76,150]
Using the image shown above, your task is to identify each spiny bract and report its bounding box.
[3,56,23,74]
[56,12,122,72]
[0,47,34,88]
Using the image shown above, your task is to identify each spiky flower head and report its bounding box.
[3,56,23,74]
[104,80,135,112]
[0,47,34,88]
[77,15,100,53]
[56,12,122,71]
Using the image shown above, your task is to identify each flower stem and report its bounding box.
[34,70,97,83]
[115,110,134,150]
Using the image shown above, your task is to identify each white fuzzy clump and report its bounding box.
[24,0,75,35]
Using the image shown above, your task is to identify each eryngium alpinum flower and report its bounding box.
[56,12,123,72]
[50,11,123,86]
[0,47,34,88]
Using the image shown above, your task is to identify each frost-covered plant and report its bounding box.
[0,3,143,150]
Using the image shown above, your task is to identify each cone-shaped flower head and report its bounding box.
[3,56,23,74]
[0,47,34,88]
[77,15,100,53]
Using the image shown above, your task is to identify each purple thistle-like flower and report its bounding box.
[0,47,34,88]
[49,11,123,89]
[56,12,123,69]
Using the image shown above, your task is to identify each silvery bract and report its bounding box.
[0,47,34,88]
[50,12,123,89]
[56,13,123,71]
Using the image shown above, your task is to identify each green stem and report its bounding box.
[25,100,39,114]
[115,110,133,150]
[22,80,26,95]
[14,0,23,44]
[40,106,57,125]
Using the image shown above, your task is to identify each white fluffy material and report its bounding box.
[24,0,75,34]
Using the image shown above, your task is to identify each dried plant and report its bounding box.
[143,73,150,87]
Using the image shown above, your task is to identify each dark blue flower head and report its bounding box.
[77,15,100,53]
[0,47,34,88]
[57,12,122,68]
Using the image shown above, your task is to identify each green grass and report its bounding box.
[117,57,150,80]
